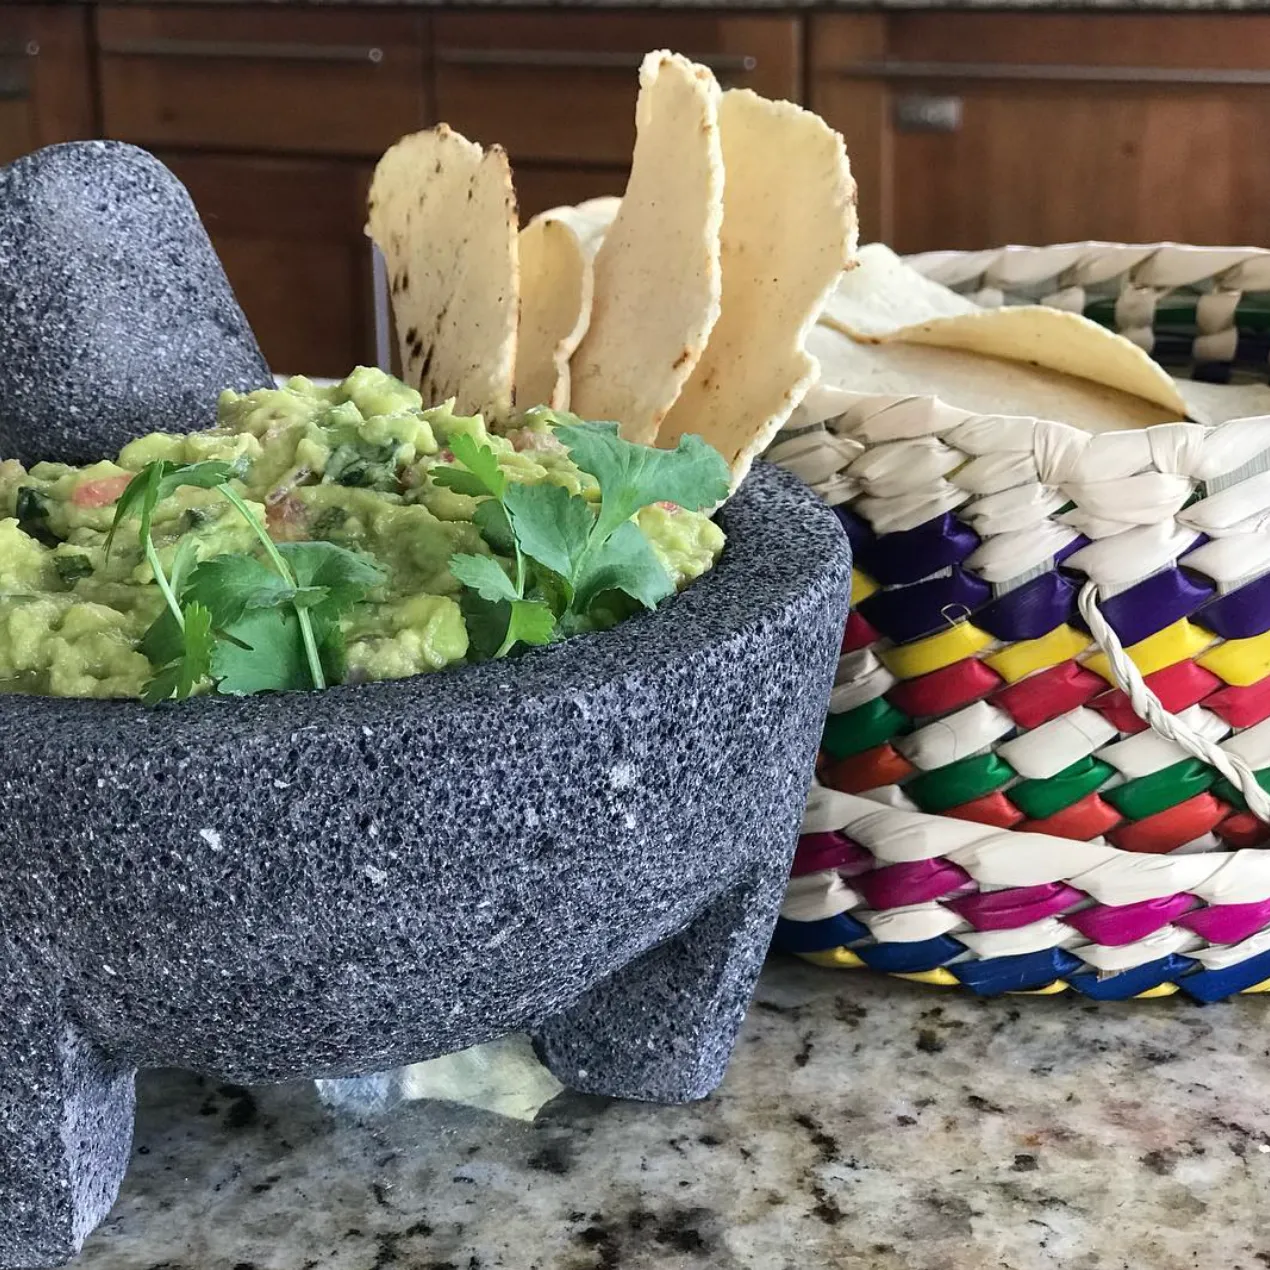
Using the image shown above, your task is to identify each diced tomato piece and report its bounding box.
[266,493,310,541]
[71,473,132,509]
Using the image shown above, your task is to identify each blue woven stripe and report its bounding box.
[772,913,869,954]
[1066,954,1197,1001]
[952,948,1083,996]
[1177,948,1270,1003]
[854,934,965,974]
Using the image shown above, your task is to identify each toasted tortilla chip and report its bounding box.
[806,324,1178,434]
[540,196,621,255]
[659,89,857,490]
[569,51,724,444]
[820,242,1187,418]
[515,215,593,409]
[367,125,518,417]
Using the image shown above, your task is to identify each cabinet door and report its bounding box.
[161,154,375,379]
[434,12,800,216]
[0,4,94,166]
[98,6,429,157]
[812,13,1270,252]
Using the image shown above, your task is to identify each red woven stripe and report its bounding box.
[884,658,1003,719]
[946,882,1083,931]
[1108,793,1230,854]
[1018,793,1123,841]
[993,660,1104,730]
[1216,811,1270,848]
[1204,676,1270,729]
[853,858,973,908]
[1089,662,1221,736]
[842,610,881,654]
[942,791,1025,830]
[821,743,914,795]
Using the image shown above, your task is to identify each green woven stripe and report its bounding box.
[1212,767,1270,812]
[1102,759,1217,821]
[1084,295,1270,333]
[906,753,1015,815]
[1008,757,1115,821]
[822,697,908,760]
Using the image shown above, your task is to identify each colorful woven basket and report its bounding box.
[768,241,1270,1003]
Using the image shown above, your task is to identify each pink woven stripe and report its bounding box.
[1063,894,1197,945]
[1177,899,1270,945]
[945,883,1083,931]
[852,857,973,909]
[792,831,874,879]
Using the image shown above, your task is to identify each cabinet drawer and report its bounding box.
[434,13,801,164]
[162,153,375,377]
[98,6,428,157]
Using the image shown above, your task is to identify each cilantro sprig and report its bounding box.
[109,459,385,703]
[437,420,729,659]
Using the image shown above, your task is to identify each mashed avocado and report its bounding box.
[0,369,725,699]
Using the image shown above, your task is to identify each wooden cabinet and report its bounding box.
[434,12,801,217]
[0,5,95,166]
[812,12,1270,253]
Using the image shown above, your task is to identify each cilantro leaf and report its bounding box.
[211,608,310,696]
[473,499,515,556]
[504,599,556,651]
[168,536,200,598]
[450,554,519,605]
[312,612,349,686]
[553,424,730,544]
[184,555,320,628]
[276,542,386,618]
[106,457,247,555]
[140,607,182,667]
[502,481,593,584]
[433,434,506,500]
[574,519,674,613]
[141,601,215,704]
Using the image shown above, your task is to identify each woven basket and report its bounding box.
[767,241,1270,1002]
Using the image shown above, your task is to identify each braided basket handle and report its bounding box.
[1079,581,1270,823]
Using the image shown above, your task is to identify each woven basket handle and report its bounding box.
[1079,581,1270,823]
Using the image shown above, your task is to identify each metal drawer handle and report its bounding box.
[437,47,757,75]
[833,59,1270,87]
[99,37,385,65]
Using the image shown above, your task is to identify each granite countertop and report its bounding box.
[76,956,1270,1270]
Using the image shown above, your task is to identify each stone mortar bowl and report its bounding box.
[0,462,851,1270]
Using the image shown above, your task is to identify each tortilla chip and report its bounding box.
[367,125,518,417]
[819,243,1187,418]
[515,215,593,409]
[569,51,724,444]
[821,242,978,338]
[658,89,858,490]
[540,196,621,254]
[806,324,1179,434]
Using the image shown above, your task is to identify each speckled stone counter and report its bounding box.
[108,0,1270,11]
[72,956,1270,1270]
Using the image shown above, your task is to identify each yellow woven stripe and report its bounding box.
[1135,983,1180,999]
[852,570,879,605]
[893,968,960,986]
[798,948,865,969]
[1241,976,1270,994]
[1085,619,1215,683]
[878,623,995,679]
[1009,980,1069,996]
[1197,628,1270,688]
[983,624,1090,684]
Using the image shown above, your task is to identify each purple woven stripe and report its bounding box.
[833,506,877,567]
[1177,898,1270,945]
[1198,573,1270,640]
[975,572,1078,641]
[853,857,973,909]
[858,568,993,644]
[866,514,981,587]
[792,831,874,879]
[945,883,1083,932]
[1077,567,1215,648]
[1063,894,1197,945]
[1055,535,1092,565]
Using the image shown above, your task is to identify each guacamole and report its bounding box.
[0,368,725,699]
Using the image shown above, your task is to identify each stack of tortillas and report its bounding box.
[366,50,859,494]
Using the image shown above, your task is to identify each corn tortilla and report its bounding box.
[367,125,519,418]
[569,51,724,445]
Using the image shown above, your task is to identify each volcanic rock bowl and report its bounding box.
[0,463,850,1269]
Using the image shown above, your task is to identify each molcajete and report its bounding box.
[0,462,851,1270]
